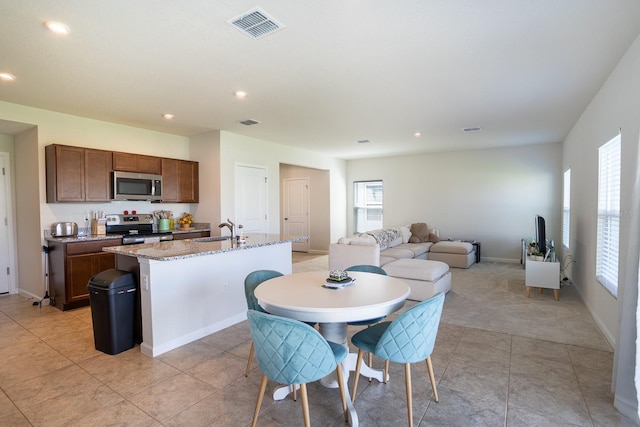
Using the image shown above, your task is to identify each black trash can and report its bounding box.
[87,269,137,355]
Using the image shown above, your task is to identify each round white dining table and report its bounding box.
[254,270,410,427]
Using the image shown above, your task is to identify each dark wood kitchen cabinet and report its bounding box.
[113,152,162,174]
[46,144,112,202]
[48,239,121,310]
[172,230,211,241]
[161,158,199,203]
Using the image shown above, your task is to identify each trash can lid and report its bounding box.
[88,269,136,290]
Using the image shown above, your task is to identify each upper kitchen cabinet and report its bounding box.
[113,152,162,174]
[161,158,199,203]
[46,144,112,203]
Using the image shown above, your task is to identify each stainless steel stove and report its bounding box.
[105,213,173,245]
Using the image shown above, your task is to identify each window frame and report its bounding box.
[596,133,621,297]
[353,180,383,233]
[562,168,571,249]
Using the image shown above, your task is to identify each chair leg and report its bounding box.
[368,352,373,381]
[351,350,365,403]
[384,360,390,383]
[245,342,255,377]
[336,363,348,422]
[299,383,311,427]
[293,384,297,401]
[426,356,439,402]
[251,375,268,427]
[405,363,413,427]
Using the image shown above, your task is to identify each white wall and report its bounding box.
[219,131,348,243]
[347,143,562,261]
[562,34,640,421]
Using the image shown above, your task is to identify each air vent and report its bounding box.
[240,119,261,126]
[228,8,285,39]
[357,139,372,144]
[463,127,482,133]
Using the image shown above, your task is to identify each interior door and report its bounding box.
[283,177,309,252]
[0,153,12,294]
[235,165,268,233]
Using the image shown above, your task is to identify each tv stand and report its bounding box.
[525,256,560,301]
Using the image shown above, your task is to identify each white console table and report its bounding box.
[525,256,560,301]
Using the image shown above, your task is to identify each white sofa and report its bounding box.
[329,225,465,300]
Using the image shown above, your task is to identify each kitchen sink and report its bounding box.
[193,236,231,242]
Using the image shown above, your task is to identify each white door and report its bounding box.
[0,153,13,294]
[283,177,309,252]
[235,165,268,233]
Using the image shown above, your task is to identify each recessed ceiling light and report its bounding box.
[414,132,422,137]
[162,113,174,120]
[0,73,16,81]
[234,90,248,99]
[44,21,70,35]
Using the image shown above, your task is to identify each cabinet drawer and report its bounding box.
[66,239,122,255]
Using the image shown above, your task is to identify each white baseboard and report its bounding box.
[614,394,640,424]
[17,289,50,306]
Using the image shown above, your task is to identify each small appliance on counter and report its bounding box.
[51,222,78,237]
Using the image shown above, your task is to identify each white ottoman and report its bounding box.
[382,258,451,301]
[428,241,476,268]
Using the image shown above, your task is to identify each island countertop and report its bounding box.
[103,233,307,261]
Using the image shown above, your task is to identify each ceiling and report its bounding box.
[1,1,639,160]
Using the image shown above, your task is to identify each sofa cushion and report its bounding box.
[430,241,473,254]
[337,235,377,245]
[366,228,401,250]
[381,247,415,260]
[396,242,432,257]
[400,225,411,243]
[408,223,430,243]
[383,259,450,282]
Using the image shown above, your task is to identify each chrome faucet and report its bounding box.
[218,218,235,240]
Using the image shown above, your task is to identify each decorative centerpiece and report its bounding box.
[178,213,194,230]
[325,270,354,289]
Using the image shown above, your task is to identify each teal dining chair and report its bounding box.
[345,264,389,375]
[244,270,283,376]
[350,292,445,427]
[246,310,348,427]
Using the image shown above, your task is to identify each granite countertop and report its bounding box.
[103,233,308,261]
[45,223,211,243]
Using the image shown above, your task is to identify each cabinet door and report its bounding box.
[179,161,199,203]
[47,145,85,202]
[161,158,179,202]
[67,254,94,303]
[85,149,113,201]
[114,152,162,174]
[172,231,211,241]
[137,155,162,174]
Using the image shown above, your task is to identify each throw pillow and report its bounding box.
[409,223,430,243]
[429,228,440,242]
[400,225,411,243]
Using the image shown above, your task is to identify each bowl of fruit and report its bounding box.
[178,213,194,230]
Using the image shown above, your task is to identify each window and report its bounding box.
[596,134,621,296]
[562,168,571,249]
[354,181,383,233]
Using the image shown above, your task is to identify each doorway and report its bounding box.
[283,177,310,252]
[235,164,268,233]
[0,152,15,294]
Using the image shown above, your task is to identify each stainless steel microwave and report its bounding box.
[112,171,162,201]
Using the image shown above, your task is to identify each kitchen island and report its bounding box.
[104,234,306,357]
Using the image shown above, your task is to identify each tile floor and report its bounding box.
[0,255,635,426]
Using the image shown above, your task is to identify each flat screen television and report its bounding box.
[535,215,546,256]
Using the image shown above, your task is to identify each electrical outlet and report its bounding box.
[141,274,149,291]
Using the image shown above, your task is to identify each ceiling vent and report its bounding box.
[240,119,261,126]
[228,8,285,39]
[357,139,372,144]
[463,127,482,133]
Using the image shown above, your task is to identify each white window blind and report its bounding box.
[562,168,571,249]
[596,134,621,296]
[354,181,383,233]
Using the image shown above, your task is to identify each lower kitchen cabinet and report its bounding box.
[48,239,121,310]
[172,230,211,241]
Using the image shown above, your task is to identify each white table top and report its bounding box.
[254,271,410,324]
